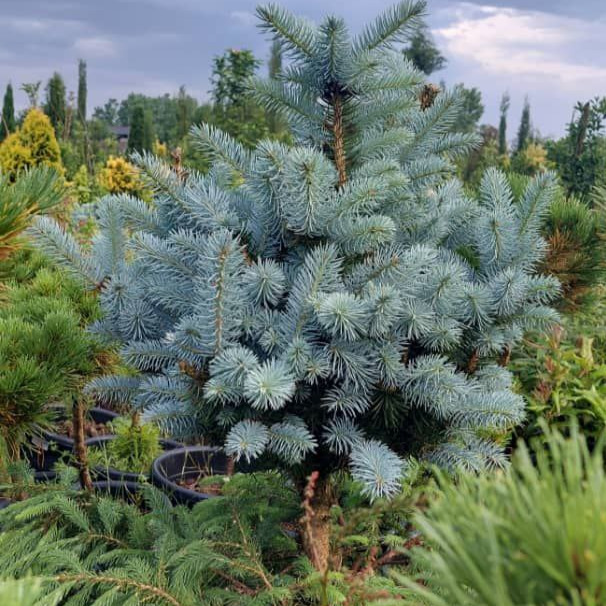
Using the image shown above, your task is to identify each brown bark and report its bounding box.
[466,349,479,374]
[72,400,93,491]
[300,471,335,574]
[332,96,347,187]
[498,345,512,368]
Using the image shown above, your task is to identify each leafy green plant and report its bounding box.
[395,426,606,606]
[89,416,162,474]
[512,325,606,442]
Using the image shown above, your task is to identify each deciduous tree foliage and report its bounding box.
[33,1,559,506]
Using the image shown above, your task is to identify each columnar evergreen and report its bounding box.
[498,92,510,155]
[516,96,531,152]
[127,105,146,153]
[1,83,15,142]
[33,0,559,533]
[77,59,87,122]
[44,72,66,133]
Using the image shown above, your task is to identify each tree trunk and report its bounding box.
[72,399,93,491]
[498,345,512,367]
[300,471,334,573]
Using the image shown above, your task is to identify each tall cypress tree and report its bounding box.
[516,96,531,153]
[77,59,87,122]
[44,72,66,134]
[127,105,145,153]
[498,92,510,155]
[1,83,15,142]
[499,93,511,156]
[142,108,155,151]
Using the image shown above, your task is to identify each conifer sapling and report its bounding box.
[32,0,560,570]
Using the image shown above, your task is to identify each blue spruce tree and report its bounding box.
[32,0,559,570]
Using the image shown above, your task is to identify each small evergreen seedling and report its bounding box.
[33,0,559,569]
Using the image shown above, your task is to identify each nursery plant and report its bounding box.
[541,191,606,308]
[0,166,64,260]
[398,426,606,606]
[512,323,606,443]
[32,0,559,570]
[88,415,162,475]
[0,471,422,605]
[0,251,104,463]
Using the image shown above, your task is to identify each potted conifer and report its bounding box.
[87,415,181,482]
[33,0,559,571]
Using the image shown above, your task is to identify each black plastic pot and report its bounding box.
[33,470,58,483]
[91,480,171,508]
[151,446,230,505]
[87,436,182,482]
[28,408,118,472]
[0,498,12,510]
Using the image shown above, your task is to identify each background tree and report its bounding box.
[92,98,119,125]
[126,105,145,153]
[547,97,606,199]
[498,92,510,155]
[20,82,41,109]
[209,48,270,147]
[452,84,483,133]
[1,83,15,142]
[212,49,260,108]
[175,85,197,143]
[44,72,66,135]
[402,26,446,75]
[77,59,87,123]
[117,93,178,144]
[516,96,531,153]
[142,108,155,151]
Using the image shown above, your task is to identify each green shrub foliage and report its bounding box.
[89,416,162,474]
[399,426,606,605]
[0,473,416,605]
[0,250,102,458]
[32,1,559,498]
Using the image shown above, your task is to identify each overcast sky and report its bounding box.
[0,0,604,138]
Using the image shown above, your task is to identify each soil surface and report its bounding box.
[177,475,224,496]
[56,419,113,439]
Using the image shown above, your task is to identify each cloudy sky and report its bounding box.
[0,0,604,138]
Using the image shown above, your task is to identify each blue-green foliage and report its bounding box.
[31,1,559,499]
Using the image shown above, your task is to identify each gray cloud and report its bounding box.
[0,0,603,136]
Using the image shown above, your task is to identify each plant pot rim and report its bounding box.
[41,407,119,448]
[151,445,226,503]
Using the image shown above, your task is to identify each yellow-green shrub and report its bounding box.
[97,155,148,199]
[0,109,63,181]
